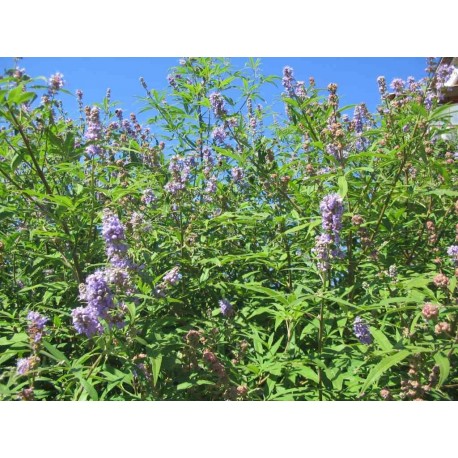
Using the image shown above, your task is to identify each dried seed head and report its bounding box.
[422,303,439,320]
[433,273,449,288]
[435,322,451,335]
[380,388,393,400]
[352,214,364,226]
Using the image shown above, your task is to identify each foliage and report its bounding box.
[0,57,457,400]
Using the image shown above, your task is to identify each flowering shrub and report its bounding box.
[0,57,457,400]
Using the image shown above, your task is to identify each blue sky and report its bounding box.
[1,57,427,122]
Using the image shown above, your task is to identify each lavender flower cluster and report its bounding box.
[231,167,244,183]
[202,147,215,176]
[164,155,193,196]
[295,81,307,99]
[435,64,455,99]
[312,193,344,272]
[352,104,371,152]
[167,73,182,89]
[312,233,332,272]
[219,299,234,317]
[212,125,227,144]
[390,78,405,94]
[209,92,227,118]
[447,245,458,262]
[204,176,218,202]
[163,266,182,286]
[72,210,137,337]
[141,188,157,206]
[155,266,182,297]
[102,209,129,267]
[353,316,372,345]
[73,268,129,338]
[281,66,310,107]
[17,355,40,376]
[247,98,264,138]
[319,193,344,244]
[27,311,49,345]
[282,66,295,97]
[85,107,103,156]
[381,66,453,111]
[72,271,112,337]
[103,209,138,275]
[16,311,49,376]
[377,76,387,96]
[48,72,65,93]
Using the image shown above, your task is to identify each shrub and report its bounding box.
[0,57,457,400]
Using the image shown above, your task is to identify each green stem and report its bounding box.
[8,107,53,196]
[0,167,83,282]
[317,270,327,401]
[74,352,104,400]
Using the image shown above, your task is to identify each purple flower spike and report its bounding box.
[319,193,344,242]
[26,311,49,344]
[353,317,372,345]
[212,126,227,144]
[27,311,48,330]
[71,306,104,338]
[163,266,182,286]
[102,209,128,259]
[282,66,295,97]
[447,245,458,261]
[209,92,227,117]
[312,233,332,272]
[80,270,114,316]
[141,188,157,205]
[231,167,244,182]
[17,357,34,375]
[48,72,65,92]
[219,299,234,317]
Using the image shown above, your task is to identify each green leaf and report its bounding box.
[0,333,28,345]
[42,341,69,364]
[370,328,393,352]
[16,91,36,105]
[177,382,193,390]
[196,379,215,386]
[338,175,348,198]
[150,355,162,387]
[250,328,265,355]
[433,353,450,388]
[268,336,284,356]
[295,366,319,384]
[248,307,275,318]
[449,275,456,294]
[235,283,288,305]
[7,85,25,105]
[125,301,136,321]
[360,350,410,395]
[423,189,458,197]
[0,351,16,365]
[281,223,310,236]
[213,146,241,162]
[42,290,54,305]
[77,377,99,401]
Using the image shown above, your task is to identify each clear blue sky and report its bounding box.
[1,57,427,121]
